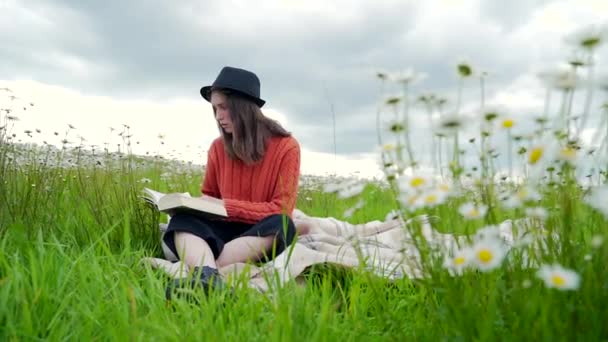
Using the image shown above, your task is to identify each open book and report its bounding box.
[142,187,227,218]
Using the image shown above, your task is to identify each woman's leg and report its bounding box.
[173,231,217,270]
[215,214,296,267]
[216,236,275,267]
[166,231,226,299]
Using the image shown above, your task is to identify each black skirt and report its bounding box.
[163,213,296,261]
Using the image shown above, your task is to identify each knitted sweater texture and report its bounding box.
[201,135,300,224]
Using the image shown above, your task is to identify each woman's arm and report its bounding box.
[201,141,222,199]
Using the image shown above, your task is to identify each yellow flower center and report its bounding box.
[560,147,576,160]
[425,194,437,204]
[516,189,528,199]
[439,184,450,192]
[551,274,566,287]
[454,256,466,265]
[528,147,544,164]
[410,177,425,188]
[502,119,514,128]
[477,249,493,264]
[382,143,395,152]
[468,209,480,217]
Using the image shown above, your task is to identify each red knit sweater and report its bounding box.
[201,135,300,224]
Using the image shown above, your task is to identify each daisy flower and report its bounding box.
[478,105,507,123]
[591,235,604,248]
[538,67,581,91]
[382,164,400,181]
[526,141,561,180]
[435,113,464,136]
[525,207,549,221]
[384,209,401,221]
[384,95,402,106]
[518,186,542,201]
[556,145,580,165]
[398,192,422,211]
[337,182,366,199]
[501,118,514,129]
[458,202,488,220]
[564,23,607,50]
[584,185,608,219]
[457,62,473,78]
[536,264,581,291]
[417,190,448,208]
[471,237,508,272]
[443,248,473,276]
[437,182,454,196]
[381,143,397,153]
[398,174,434,193]
[502,195,522,209]
[385,119,407,134]
[527,144,547,165]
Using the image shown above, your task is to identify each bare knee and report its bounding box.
[173,231,216,268]
[216,235,275,268]
[174,231,192,242]
[295,219,312,235]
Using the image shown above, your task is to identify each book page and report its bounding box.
[143,188,193,202]
[157,193,227,217]
[143,188,165,204]
[142,188,226,217]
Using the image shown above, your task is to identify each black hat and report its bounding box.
[200,66,266,107]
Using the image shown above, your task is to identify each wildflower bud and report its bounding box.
[457,63,473,77]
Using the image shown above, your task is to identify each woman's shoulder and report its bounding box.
[267,135,299,155]
[271,135,299,150]
[210,137,224,150]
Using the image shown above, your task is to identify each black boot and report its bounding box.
[165,266,226,301]
[194,266,226,292]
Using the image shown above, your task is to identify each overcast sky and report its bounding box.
[1,0,607,178]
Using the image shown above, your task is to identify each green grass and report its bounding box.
[3,20,608,340]
[1,143,607,341]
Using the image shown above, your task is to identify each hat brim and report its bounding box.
[200,86,265,108]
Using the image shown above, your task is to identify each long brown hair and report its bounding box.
[212,88,291,164]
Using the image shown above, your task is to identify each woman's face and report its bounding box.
[211,91,233,133]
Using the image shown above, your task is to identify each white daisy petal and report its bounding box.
[471,237,509,272]
[458,202,488,220]
[536,264,581,291]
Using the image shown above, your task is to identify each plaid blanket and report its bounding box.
[142,209,544,292]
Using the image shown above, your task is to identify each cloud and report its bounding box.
[1,79,384,178]
[1,0,607,179]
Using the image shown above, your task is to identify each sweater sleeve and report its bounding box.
[201,142,222,199]
[223,140,300,224]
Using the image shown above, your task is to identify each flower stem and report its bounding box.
[507,131,513,181]
[576,53,595,137]
[402,83,416,168]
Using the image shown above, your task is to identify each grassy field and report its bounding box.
[2,26,607,340]
[0,141,606,341]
